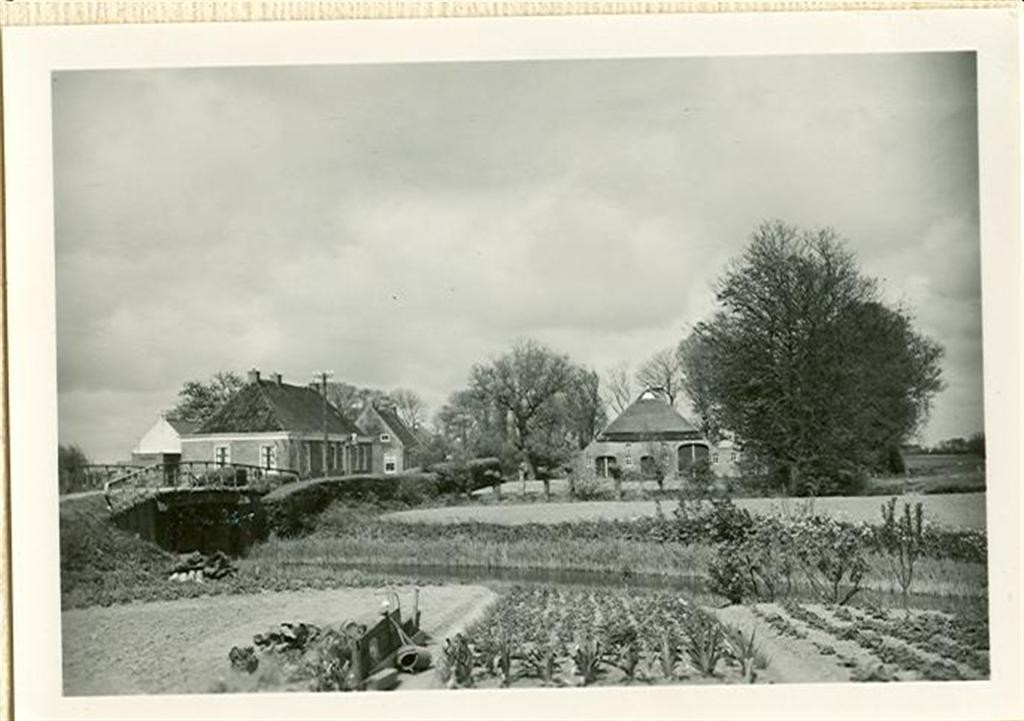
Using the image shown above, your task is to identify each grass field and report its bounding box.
[384,492,987,530]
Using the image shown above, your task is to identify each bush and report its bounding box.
[263,472,439,536]
[572,476,615,501]
[704,510,869,606]
[672,496,754,546]
[428,457,503,496]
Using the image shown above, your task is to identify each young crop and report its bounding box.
[439,633,477,688]
[723,624,768,683]
[681,610,726,677]
[569,634,604,686]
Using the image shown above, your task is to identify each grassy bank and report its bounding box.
[59,495,428,608]
[61,494,988,611]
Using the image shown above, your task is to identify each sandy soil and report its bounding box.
[62,584,496,696]
[713,604,855,684]
[383,492,986,529]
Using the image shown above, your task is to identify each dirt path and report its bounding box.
[62,584,496,696]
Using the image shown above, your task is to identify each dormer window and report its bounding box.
[380,433,390,443]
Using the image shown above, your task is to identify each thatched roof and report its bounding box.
[597,392,703,443]
[195,380,362,435]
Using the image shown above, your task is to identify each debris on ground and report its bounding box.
[228,620,369,691]
[168,551,235,582]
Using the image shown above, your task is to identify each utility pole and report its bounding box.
[313,370,334,476]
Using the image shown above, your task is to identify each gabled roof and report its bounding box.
[373,405,421,447]
[195,380,362,435]
[598,391,702,442]
[165,417,199,435]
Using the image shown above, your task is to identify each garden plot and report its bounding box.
[443,587,990,688]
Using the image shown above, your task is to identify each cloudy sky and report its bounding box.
[53,52,982,462]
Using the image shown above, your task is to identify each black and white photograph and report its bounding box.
[3,8,1021,721]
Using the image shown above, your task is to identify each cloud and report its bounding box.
[53,53,983,460]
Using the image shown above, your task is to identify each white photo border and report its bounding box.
[3,9,1021,721]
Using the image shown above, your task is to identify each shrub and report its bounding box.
[572,476,614,501]
[428,457,503,496]
[263,472,439,536]
[877,498,924,611]
[672,496,754,546]
[790,516,870,605]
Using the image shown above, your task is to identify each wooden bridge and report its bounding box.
[102,461,301,554]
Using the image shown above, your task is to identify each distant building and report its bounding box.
[178,369,420,478]
[132,415,199,466]
[582,389,712,480]
[356,402,422,474]
[711,436,741,478]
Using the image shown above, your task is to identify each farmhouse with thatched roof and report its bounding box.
[583,388,715,480]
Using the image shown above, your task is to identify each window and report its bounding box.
[354,443,372,473]
[625,455,633,467]
[712,453,719,464]
[383,453,397,474]
[380,433,391,443]
[259,444,277,470]
[214,445,230,466]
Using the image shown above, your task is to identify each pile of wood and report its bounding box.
[167,550,235,582]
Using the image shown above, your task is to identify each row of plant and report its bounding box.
[442,586,769,688]
[776,602,983,680]
[836,606,989,673]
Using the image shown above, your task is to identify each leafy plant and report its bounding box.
[439,633,477,688]
[569,635,604,686]
[723,624,767,683]
[681,610,725,677]
[658,632,680,680]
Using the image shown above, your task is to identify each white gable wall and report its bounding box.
[134,417,183,454]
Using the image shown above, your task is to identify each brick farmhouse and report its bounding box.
[178,370,420,478]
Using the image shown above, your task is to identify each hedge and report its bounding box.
[263,471,440,536]
[427,457,503,495]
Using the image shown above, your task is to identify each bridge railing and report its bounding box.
[104,461,300,513]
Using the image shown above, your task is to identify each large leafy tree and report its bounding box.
[680,220,944,495]
[469,339,577,479]
[168,371,245,424]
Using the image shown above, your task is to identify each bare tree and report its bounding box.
[636,348,685,406]
[563,367,608,449]
[603,363,634,416]
[390,388,427,430]
[470,338,576,480]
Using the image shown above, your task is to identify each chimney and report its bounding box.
[271,372,283,385]
[247,368,261,384]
